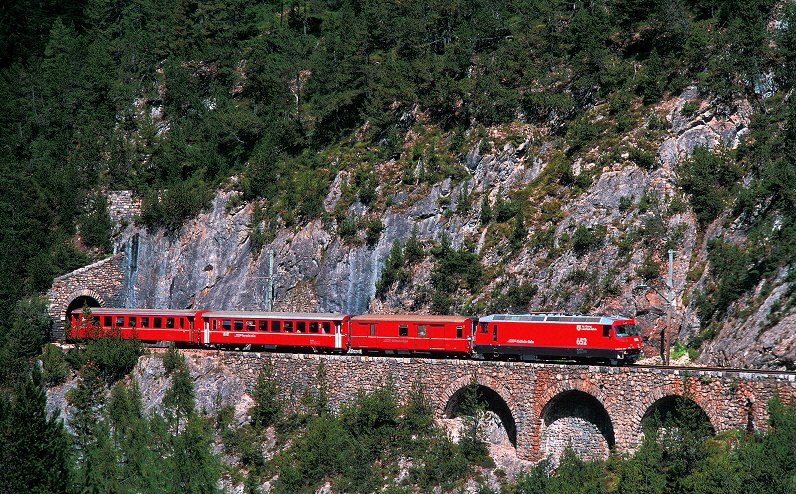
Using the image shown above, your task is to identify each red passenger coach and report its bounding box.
[474,313,642,364]
[349,314,474,355]
[198,311,350,351]
[70,308,201,344]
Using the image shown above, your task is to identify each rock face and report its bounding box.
[102,86,794,370]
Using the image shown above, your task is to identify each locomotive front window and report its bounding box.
[104,316,113,327]
[615,324,638,337]
[399,324,408,337]
[479,323,488,333]
[154,317,162,329]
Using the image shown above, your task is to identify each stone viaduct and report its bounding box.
[216,351,796,462]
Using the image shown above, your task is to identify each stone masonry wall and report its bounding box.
[216,352,796,461]
[46,254,126,340]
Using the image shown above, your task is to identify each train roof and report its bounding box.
[80,308,199,316]
[479,313,631,324]
[203,311,350,321]
[350,314,473,323]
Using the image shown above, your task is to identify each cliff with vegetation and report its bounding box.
[2,0,796,370]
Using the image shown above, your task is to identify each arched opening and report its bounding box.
[65,296,101,338]
[540,390,615,464]
[444,384,517,448]
[641,395,715,436]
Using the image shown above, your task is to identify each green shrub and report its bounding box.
[41,344,68,386]
[629,147,656,170]
[80,193,113,253]
[572,224,606,255]
[249,362,282,429]
[138,179,213,232]
[338,216,358,242]
[676,146,741,225]
[635,256,661,281]
[618,195,634,211]
[162,341,184,375]
[84,330,142,383]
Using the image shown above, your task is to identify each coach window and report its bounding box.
[154,317,162,329]
[456,325,463,338]
[271,320,281,332]
[492,324,498,342]
[297,321,306,333]
[129,317,137,328]
[140,317,149,328]
[309,321,319,333]
[370,324,376,336]
[322,322,331,334]
[104,316,112,327]
[222,320,232,332]
[284,321,293,333]
[116,316,125,327]
[234,320,243,331]
[166,317,175,329]
[247,320,256,331]
[399,324,408,337]
[418,325,427,337]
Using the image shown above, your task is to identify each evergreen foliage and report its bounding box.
[249,361,282,430]
[0,367,71,492]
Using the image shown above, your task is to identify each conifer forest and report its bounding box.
[2,0,796,491]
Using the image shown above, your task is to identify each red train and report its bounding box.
[70,308,642,364]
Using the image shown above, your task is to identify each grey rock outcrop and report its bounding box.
[91,86,795,369]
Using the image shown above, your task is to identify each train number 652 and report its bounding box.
[576,337,587,346]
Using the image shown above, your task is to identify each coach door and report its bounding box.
[204,320,210,344]
[334,322,342,349]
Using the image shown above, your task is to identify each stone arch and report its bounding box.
[442,379,517,448]
[61,289,105,335]
[640,395,715,435]
[539,389,615,463]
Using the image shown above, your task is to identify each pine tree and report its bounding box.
[249,361,282,429]
[0,367,71,492]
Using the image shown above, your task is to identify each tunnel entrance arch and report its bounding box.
[63,293,102,339]
[539,390,615,464]
[443,384,517,448]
